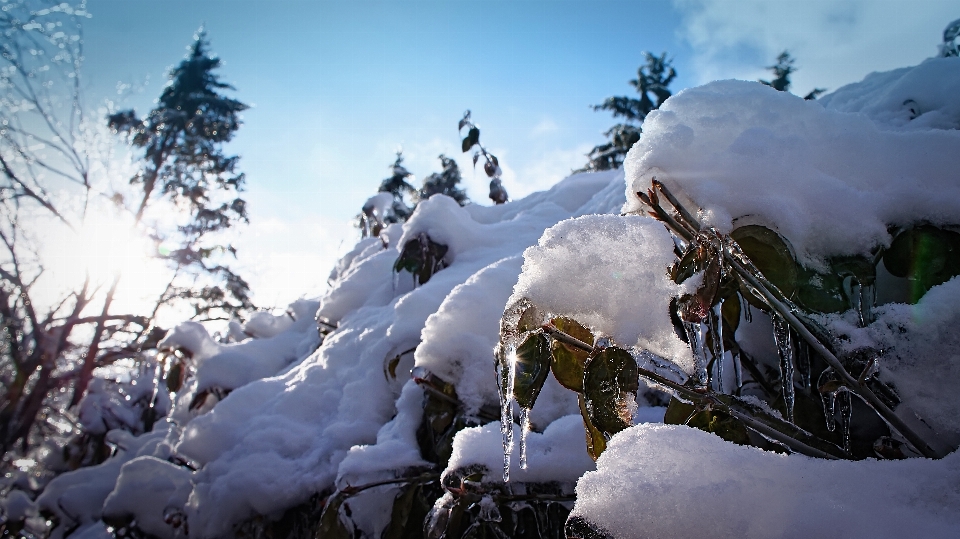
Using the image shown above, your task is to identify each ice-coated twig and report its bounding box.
[642,179,949,459]
[542,324,846,460]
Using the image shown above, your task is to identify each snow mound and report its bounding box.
[572,424,960,539]
[624,57,960,268]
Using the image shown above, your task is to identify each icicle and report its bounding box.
[732,348,743,393]
[519,407,531,470]
[709,301,724,392]
[860,282,876,326]
[392,270,401,290]
[838,390,853,453]
[797,338,811,391]
[683,321,709,388]
[818,368,839,432]
[823,390,837,432]
[743,295,752,323]
[498,346,517,482]
[772,314,795,423]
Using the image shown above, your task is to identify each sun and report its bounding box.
[39,211,170,316]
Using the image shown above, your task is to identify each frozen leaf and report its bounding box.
[462,127,480,153]
[583,346,639,437]
[517,305,545,333]
[381,483,436,539]
[513,332,551,409]
[795,267,847,313]
[318,493,353,539]
[731,225,797,307]
[484,160,498,178]
[664,398,752,446]
[549,317,593,392]
[883,225,960,302]
[394,233,449,285]
[579,394,607,460]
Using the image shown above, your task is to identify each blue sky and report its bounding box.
[81,0,957,306]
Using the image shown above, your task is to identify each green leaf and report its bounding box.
[578,394,607,460]
[795,267,847,313]
[549,317,593,392]
[385,354,402,380]
[583,346,639,437]
[731,225,798,307]
[394,234,449,285]
[517,305,544,333]
[663,397,697,425]
[664,397,754,447]
[720,283,741,335]
[381,483,436,539]
[670,242,702,284]
[461,127,480,152]
[513,332,551,409]
[883,225,960,302]
[166,361,183,392]
[317,493,352,539]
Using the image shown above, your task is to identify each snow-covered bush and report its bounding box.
[9,56,960,539]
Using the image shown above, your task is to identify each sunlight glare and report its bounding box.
[40,212,169,315]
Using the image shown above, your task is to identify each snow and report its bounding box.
[77,168,626,538]
[509,214,691,368]
[26,57,960,539]
[36,425,180,539]
[819,276,960,445]
[623,58,960,268]
[572,424,960,539]
[446,415,597,485]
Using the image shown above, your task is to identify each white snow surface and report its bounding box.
[572,424,960,539]
[508,214,691,368]
[43,169,624,539]
[623,56,960,268]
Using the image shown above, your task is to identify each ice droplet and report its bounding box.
[772,314,795,423]
[519,407,531,470]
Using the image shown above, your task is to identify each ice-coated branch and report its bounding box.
[542,323,847,460]
[642,179,950,459]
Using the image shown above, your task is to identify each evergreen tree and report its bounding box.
[940,18,960,57]
[108,31,253,321]
[583,52,676,171]
[377,151,416,222]
[419,154,469,205]
[760,50,825,100]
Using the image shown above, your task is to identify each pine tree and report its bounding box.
[940,18,960,57]
[377,151,416,222]
[584,52,676,171]
[760,50,825,100]
[419,154,469,205]
[108,31,253,320]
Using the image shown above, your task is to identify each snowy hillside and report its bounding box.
[13,57,960,538]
